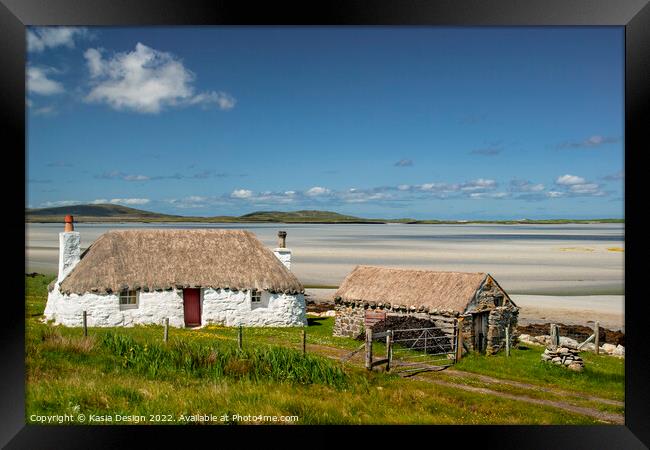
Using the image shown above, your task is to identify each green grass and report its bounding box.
[454,343,624,401]
[25,274,624,424]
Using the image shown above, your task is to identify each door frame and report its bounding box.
[472,311,490,353]
[182,288,202,327]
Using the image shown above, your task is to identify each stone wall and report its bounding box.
[202,288,306,327]
[57,231,80,283]
[333,298,460,338]
[485,306,519,355]
[333,274,519,356]
[332,302,366,337]
[44,285,306,328]
[273,249,292,271]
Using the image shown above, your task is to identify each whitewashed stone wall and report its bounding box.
[273,249,292,270]
[202,288,306,327]
[57,232,80,282]
[44,286,186,328]
[44,286,306,328]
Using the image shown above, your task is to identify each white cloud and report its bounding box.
[186,91,236,110]
[231,189,253,199]
[556,174,586,186]
[553,175,606,197]
[83,43,236,113]
[40,200,82,207]
[568,183,601,195]
[27,67,64,95]
[27,27,89,53]
[602,170,624,181]
[510,179,545,192]
[306,186,331,197]
[469,192,508,199]
[109,198,150,205]
[122,174,150,181]
[32,105,57,116]
[557,135,619,149]
[461,178,496,191]
[97,171,150,181]
[394,159,413,167]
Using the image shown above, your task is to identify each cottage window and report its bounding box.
[251,289,262,303]
[119,289,138,310]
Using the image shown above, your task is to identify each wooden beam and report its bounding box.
[371,358,389,368]
[365,328,373,370]
[455,317,464,361]
[386,330,393,372]
[577,333,595,350]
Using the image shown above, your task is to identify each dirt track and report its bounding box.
[302,342,624,425]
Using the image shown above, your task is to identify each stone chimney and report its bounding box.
[58,215,81,283]
[273,230,291,271]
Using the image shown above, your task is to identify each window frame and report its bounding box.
[119,289,139,310]
[251,289,262,304]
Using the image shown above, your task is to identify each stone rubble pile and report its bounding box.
[518,334,625,358]
[541,346,584,372]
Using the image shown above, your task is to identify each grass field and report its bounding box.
[25,274,624,425]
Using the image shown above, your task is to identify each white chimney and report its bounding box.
[273,230,292,271]
[58,215,81,283]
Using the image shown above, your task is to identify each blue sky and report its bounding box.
[26,27,624,220]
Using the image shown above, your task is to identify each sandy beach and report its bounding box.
[27,222,624,328]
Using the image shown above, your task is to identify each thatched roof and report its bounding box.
[58,229,303,295]
[334,265,491,313]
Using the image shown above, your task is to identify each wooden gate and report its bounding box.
[362,319,462,376]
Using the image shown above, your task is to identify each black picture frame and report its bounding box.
[3,0,648,447]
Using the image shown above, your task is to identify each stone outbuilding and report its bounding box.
[332,265,518,354]
[45,216,306,328]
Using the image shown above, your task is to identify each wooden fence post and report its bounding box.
[164,318,169,343]
[594,321,600,355]
[385,330,393,372]
[455,318,464,362]
[365,328,373,370]
[505,324,510,357]
[550,323,559,349]
[82,311,87,337]
[238,325,243,350]
[302,327,307,355]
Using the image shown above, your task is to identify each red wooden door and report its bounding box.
[183,289,201,327]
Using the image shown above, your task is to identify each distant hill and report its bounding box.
[26,204,183,223]
[239,210,383,223]
[25,204,383,224]
[25,203,623,225]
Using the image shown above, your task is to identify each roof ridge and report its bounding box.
[355,265,486,275]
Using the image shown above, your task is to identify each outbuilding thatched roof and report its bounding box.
[334,265,491,313]
[58,229,303,295]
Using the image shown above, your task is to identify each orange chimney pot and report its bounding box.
[64,215,74,232]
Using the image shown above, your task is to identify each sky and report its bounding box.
[26,27,624,220]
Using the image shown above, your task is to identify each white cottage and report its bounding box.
[44,216,306,328]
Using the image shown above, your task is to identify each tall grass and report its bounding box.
[100,333,354,389]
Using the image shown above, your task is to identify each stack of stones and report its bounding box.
[541,346,584,372]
